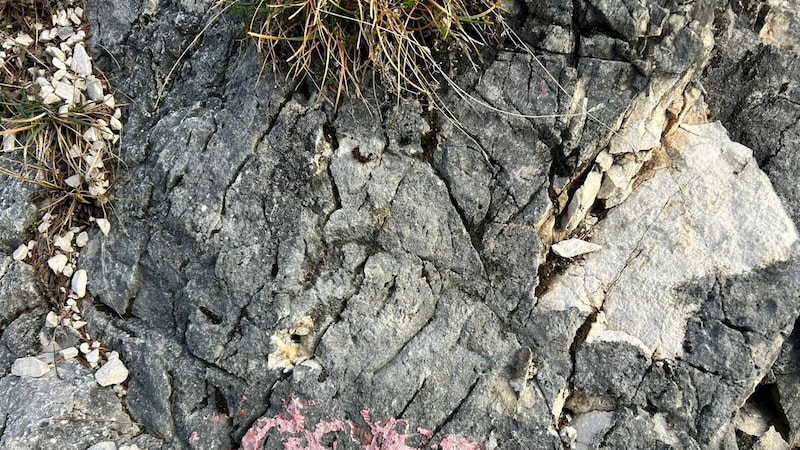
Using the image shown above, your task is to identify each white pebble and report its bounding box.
[87,442,117,450]
[85,76,104,101]
[45,311,60,328]
[71,43,92,76]
[47,254,68,274]
[61,264,74,278]
[86,348,100,363]
[71,269,88,297]
[53,231,74,252]
[60,347,79,359]
[80,342,91,354]
[52,56,67,71]
[83,127,101,142]
[76,231,89,247]
[109,116,123,131]
[14,33,34,47]
[72,321,87,329]
[11,357,50,378]
[12,244,28,261]
[95,218,111,236]
[95,358,129,386]
[551,238,603,259]
[64,174,82,188]
[2,133,14,151]
[52,80,75,103]
[92,341,101,349]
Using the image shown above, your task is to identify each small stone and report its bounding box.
[86,348,100,363]
[80,342,90,354]
[103,94,115,107]
[107,351,120,361]
[45,311,60,328]
[54,231,74,252]
[95,217,111,236]
[42,93,62,105]
[27,240,36,249]
[12,244,28,261]
[47,254,68,274]
[72,320,87,329]
[53,79,75,103]
[76,231,89,247]
[61,264,74,278]
[85,76,104,101]
[83,126,101,142]
[109,116,123,131]
[45,46,67,61]
[68,11,81,25]
[2,133,14,151]
[71,269,88,297]
[552,238,603,258]
[64,174,82,188]
[60,347,79,359]
[71,43,92,76]
[66,298,76,306]
[86,442,117,450]
[14,33,34,47]
[11,356,51,378]
[95,358,129,386]
[61,318,72,327]
[40,29,53,41]
[92,341,101,349]
[52,56,67,71]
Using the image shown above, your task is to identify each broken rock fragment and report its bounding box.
[11,356,51,378]
[552,238,602,258]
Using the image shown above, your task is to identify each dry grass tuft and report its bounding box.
[228,0,506,105]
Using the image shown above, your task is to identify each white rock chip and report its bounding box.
[64,174,82,188]
[86,348,100,364]
[96,217,111,236]
[45,311,60,328]
[60,347,79,359]
[71,269,88,297]
[563,170,603,233]
[95,358,129,386]
[11,356,51,378]
[86,76,104,101]
[54,231,74,252]
[76,231,89,247]
[87,442,117,450]
[552,238,603,258]
[12,244,28,261]
[71,43,92,76]
[47,254,68,274]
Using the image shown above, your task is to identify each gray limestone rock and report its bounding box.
[0,0,797,449]
[0,359,140,449]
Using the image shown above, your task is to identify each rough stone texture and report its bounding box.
[0,0,798,449]
[0,359,140,449]
[0,176,36,254]
[702,1,800,446]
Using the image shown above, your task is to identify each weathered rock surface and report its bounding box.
[0,0,797,449]
[0,359,140,449]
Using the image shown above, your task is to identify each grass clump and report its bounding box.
[227,0,507,105]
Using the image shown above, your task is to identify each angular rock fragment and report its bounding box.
[552,238,602,258]
[71,269,88,297]
[95,358,129,386]
[11,356,51,378]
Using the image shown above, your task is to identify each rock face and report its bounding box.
[0,0,798,449]
[0,359,140,449]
